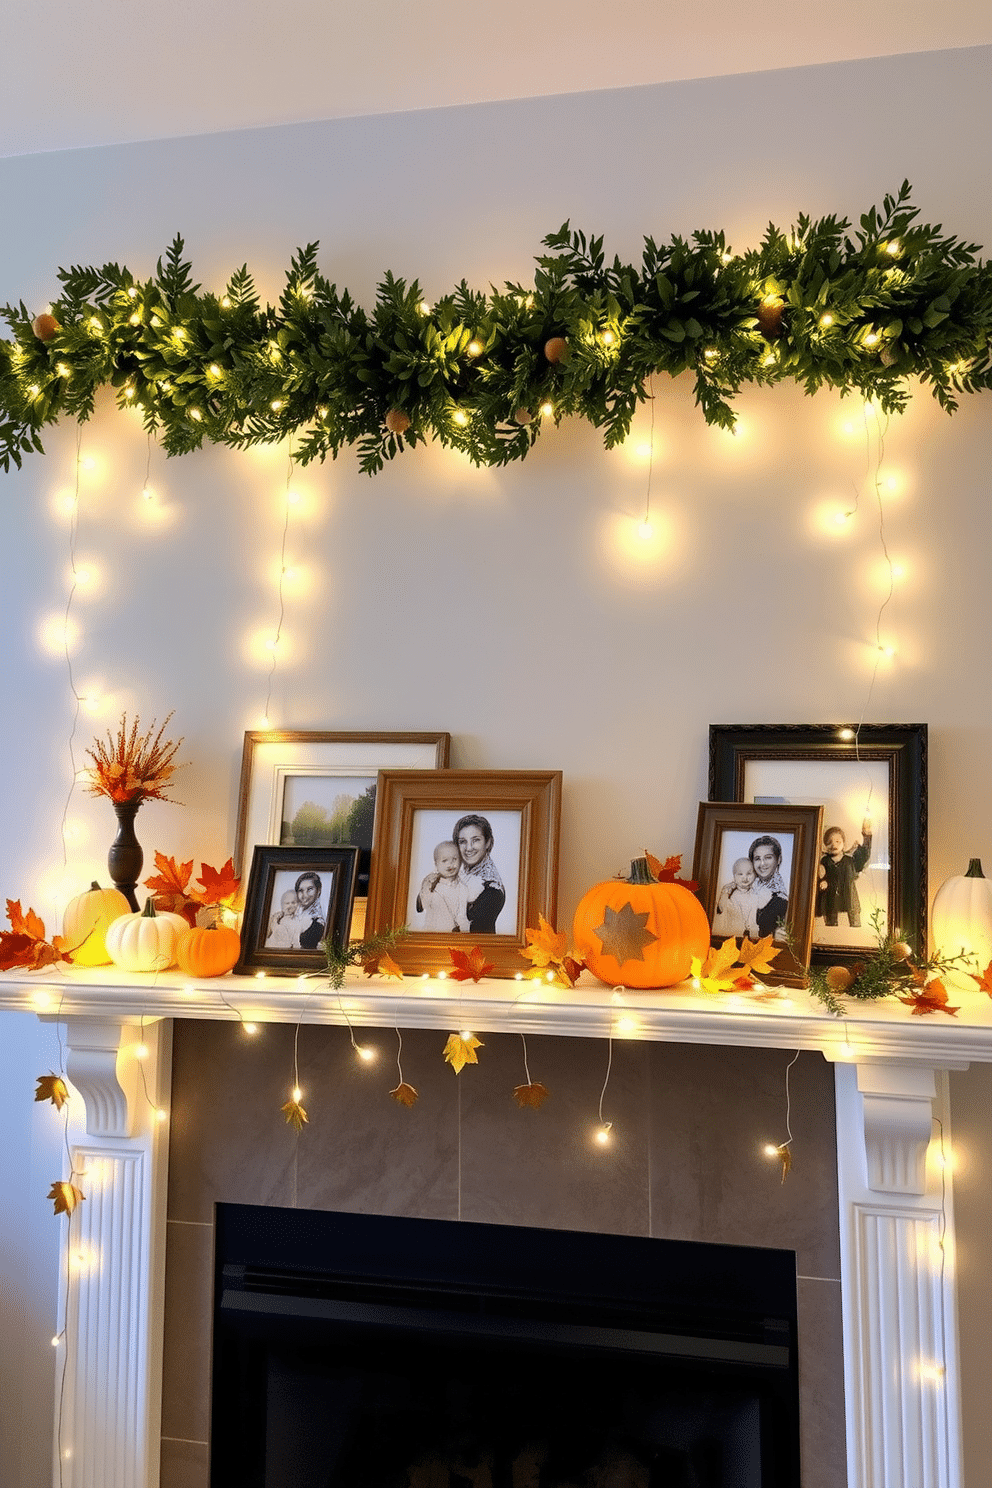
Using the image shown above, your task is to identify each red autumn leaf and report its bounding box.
[35,1073,70,1110]
[970,960,992,997]
[448,946,495,982]
[48,1180,85,1216]
[561,955,586,988]
[192,858,241,908]
[732,973,756,991]
[897,978,960,1016]
[390,1082,419,1107]
[513,1082,550,1109]
[0,933,40,970]
[144,852,193,898]
[0,904,73,971]
[644,851,699,893]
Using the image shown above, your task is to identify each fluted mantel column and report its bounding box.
[51,1015,172,1488]
[832,1059,964,1488]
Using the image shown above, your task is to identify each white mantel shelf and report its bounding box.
[4,964,992,1066]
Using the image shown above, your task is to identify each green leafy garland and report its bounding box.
[1,183,989,476]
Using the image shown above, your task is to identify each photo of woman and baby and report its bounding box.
[712,832,793,943]
[407,809,521,935]
[264,869,327,950]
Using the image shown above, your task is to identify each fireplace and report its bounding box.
[211,1203,801,1487]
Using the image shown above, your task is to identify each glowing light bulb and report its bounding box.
[878,643,896,658]
[763,1143,779,1158]
[437,969,448,980]
[884,240,901,256]
[721,251,733,264]
[129,312,141,326]
[819,313,834,328]
[545,970,555,983]
[243,1022,258,1036]
[135,1043,149,1061]
[286,489,301,505]
[141,485,153,501]
[255,971,265,980]
[29,383,39,396]
[89,317,102,332]
[51,1336,60,1348]
[79,456,96,471]
[514,972,523,981]
[834,510,853,527]
[837,727,855,741]
[209,363,222,378]
[127,286,138,299]
[124,385,135,399]
[704,347,718,361]
[357,1047,375,1063]
[460,1030,474,1041]
[890,562,905,580]
[189,408,202,422]
[601,329,615,346]
[265,637,278,652]
[762,354,776,367]
[156,1108,168,1123]
[452,409,469,427]
[292,1086,302,1103]
[466,339,483,357]
[271,399,283,411]
[221,296,231,308]
[864,332,879,347]
[595,1122,613,1146]
[539,401,554,418]
[418,301,432,315]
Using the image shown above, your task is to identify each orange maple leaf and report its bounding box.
[363,951,404,980]
[48,1180,85,1216]
[35,1073,69,1110]
[897,978,960,1016]
[448,946,495,982]
[192,858,241,908]
[521,914,567,968]
[645,851,699,893]
[0,904,73,971]
[6,899,46,940]
[970,960,992,997]
[144,852,193,898]
[390,1082,419,1107]
[513,1082,550,1109]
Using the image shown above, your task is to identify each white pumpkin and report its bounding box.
[105,899,188,972]
[62,881,131,966]
[931,858,992,988]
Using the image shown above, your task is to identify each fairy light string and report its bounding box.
[261,440,295,728]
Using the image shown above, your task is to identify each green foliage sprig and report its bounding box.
[1,183,989,475]
[805,909,973,1016]
[322,925,407,992]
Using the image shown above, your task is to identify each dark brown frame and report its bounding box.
[366,769,562,977]
[708,723,927,966]
[233,845,358,976]
[692,801,824,987]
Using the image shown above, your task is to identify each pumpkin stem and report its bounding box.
[628,857,654,885]
[965,859,986,879]
[141,898,158,918]
[90,880,102,891]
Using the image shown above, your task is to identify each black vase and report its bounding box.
[107,799,144,912]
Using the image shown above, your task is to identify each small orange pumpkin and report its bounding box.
[573,857,711,988]
[175,923,241,978]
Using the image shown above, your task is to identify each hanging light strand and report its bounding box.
[261,441,295,728]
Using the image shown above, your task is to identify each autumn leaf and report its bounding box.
[645,851,699,893]
[364,951,404,980]
[144,852,197,923]
[521,913,567,968]
[448,946,495,982]
[7,899,46,939]
[731,973,756,991]
[0,904,73,971]
[390,1081,419,1107]
[774,1144,792,1183]
[897,978,960,1016]
[192,858,241,908]
[970,960,992,997]
[35,1073,69,1110]
[513,1082,550,1109]
[443,1032,483,1073]
[690,938,741,994]
[281,1098,309,1131]
[48,1180,85,1216]
[737,935,780,977]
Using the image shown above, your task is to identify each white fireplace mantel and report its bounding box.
[4,965,985,1488]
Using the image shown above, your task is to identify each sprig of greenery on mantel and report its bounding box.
[1,183,989,475]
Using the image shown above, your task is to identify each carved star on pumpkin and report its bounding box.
[593,902,656,967]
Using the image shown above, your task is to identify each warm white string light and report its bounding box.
[260,442,296,729]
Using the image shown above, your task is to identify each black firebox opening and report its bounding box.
[211,1204,801,1488]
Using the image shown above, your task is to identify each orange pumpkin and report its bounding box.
[175,923,241,978]
[573,857,711,988]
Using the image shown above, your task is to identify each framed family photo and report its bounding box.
[233,845,359,976]
[366,770,562,977]
[233,731,451,912]
[692,802,824,986]
[708,723,927,966]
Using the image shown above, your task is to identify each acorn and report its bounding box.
[825,965,854,993]
[757,299,784,338]
[513,407,533,426]
[891,940,913,962]
[384,408,410,436]
[32,313,61,342]
[543,336,568,364]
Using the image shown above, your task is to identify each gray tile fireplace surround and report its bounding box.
[160,1022,846,1487]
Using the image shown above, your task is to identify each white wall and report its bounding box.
[1,45,991,1481]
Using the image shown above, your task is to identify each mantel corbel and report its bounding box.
[40,1013,157,1139]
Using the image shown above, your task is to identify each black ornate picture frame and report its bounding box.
[708,723,927,967]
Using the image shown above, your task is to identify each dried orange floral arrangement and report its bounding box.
[85,713,184,806]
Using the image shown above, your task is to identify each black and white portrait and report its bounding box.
[405,808,522,935]
[263,867,328,951]
[711,829,795,944]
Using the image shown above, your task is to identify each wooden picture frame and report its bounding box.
[708,723,927,966]
[233,731,451,906]
[692,801,824,987]
[233,845,358,976]
[366,770,563,977]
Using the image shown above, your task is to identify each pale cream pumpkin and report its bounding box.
[105,899,188,973]
[62,881,131,966]
[931,858,992,987]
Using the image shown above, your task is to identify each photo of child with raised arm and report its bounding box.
[712,858,762,939]
[817,818,873,927]
[418,841,483,932]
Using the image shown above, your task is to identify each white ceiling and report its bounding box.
[2,0,991,158]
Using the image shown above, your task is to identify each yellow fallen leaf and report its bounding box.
[48,1180,85,1216]
[390,1081,419,1107]
[443,1032,483,1074]
[281,1098,309,1132]
[35,1073,69,1110]
[737,935,779,976]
